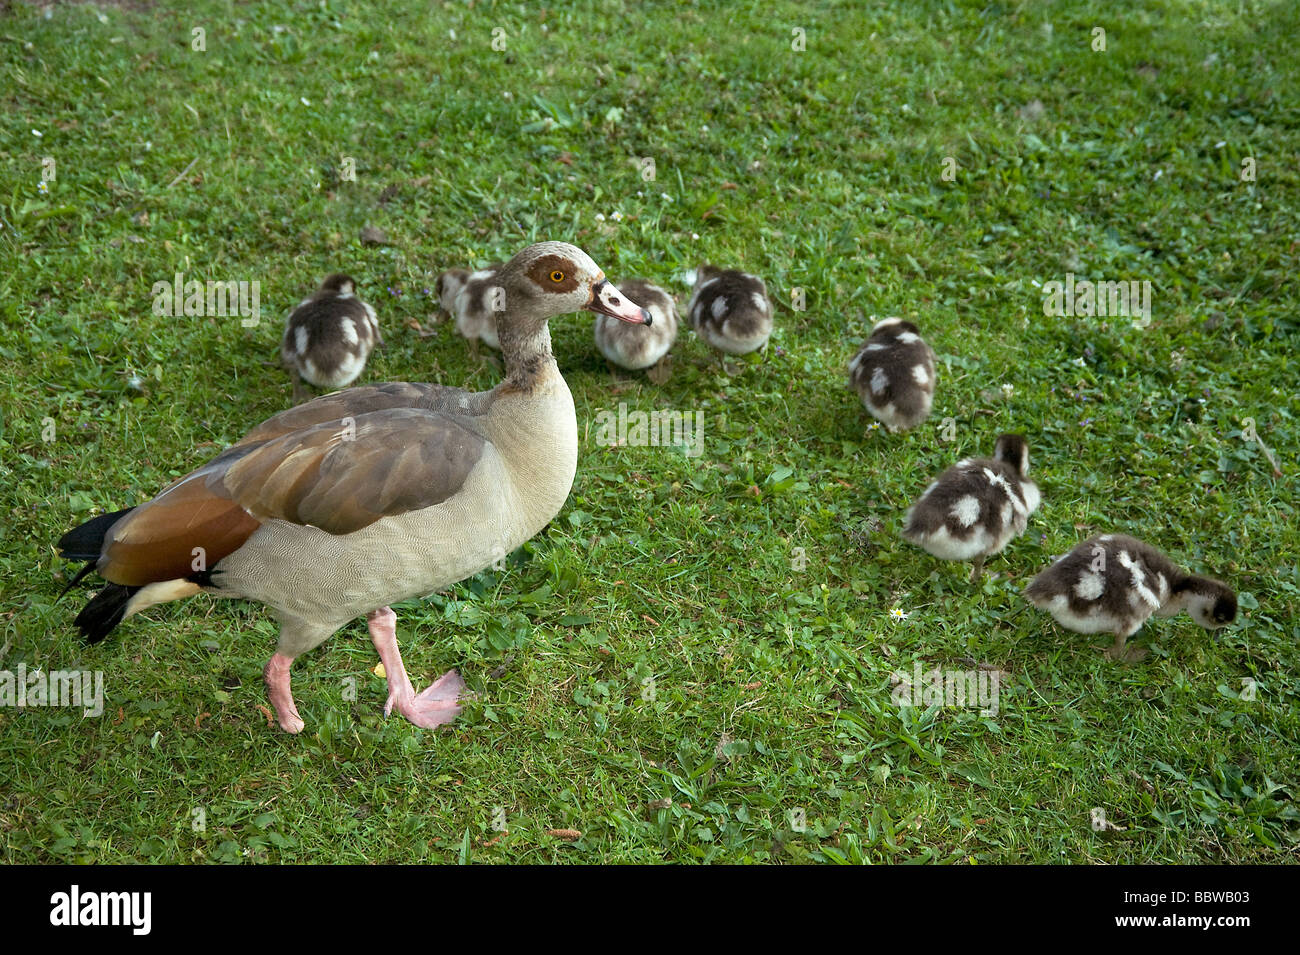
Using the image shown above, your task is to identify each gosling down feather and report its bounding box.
[849,317,936,432]
[687,265,773,356]
[902,434,1041,581]
[280,274,381,401]
[437,263,505,351]
[593,278,675,373]
[1024,533,1237,660]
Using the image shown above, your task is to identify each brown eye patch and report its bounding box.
[528,255,580,293]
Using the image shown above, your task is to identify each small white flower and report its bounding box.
[867,421,881,432]
[595,213,606,222]
[1001,383,1015,398]
[300,97,311,106]
[37,181,49,195]
[702,124,709,132]
[610,210,624,222]
[32,129,42,138]
[660,192,672,202]
[1072,357,1086,367]
[690,232,700,240]
[1215,141,1226,149]
[890,608,909,621]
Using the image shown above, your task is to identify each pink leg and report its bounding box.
[367,607,464,728]
[264,652,305,734]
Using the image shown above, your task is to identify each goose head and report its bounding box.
[496,241,652,332]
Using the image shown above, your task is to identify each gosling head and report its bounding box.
[994,433,1031,477]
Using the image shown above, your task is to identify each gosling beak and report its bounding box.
[587,279,652,325]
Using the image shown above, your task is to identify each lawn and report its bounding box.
[1,0,1296,863]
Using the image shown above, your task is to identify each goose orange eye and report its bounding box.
[549,270,565,283]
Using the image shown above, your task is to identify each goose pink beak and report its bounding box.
[587,279,652,325]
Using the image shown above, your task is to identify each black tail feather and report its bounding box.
[57,506,138,643]
[73,583,141,644]
[56,506,135,561]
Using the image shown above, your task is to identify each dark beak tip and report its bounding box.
[641,308,653,326]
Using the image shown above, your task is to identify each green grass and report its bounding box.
[1,0,1297,863]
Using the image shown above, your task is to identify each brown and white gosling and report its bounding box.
[593,278,675,380]
[1024,533,1237,661]
[437,263,504,351]
[687,265,773,356]
[902,434,1041,581]
[849,318,937,432]
[281,274,381,401]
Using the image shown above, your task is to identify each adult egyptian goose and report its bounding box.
[849,317,936,432]
[901,434,1041,581]
[281,274,381,401]
[57,242,651,733]
[686,266,773,356]
[593,278,678,378]
[437,263,504,351]
[1024,533,1237,660]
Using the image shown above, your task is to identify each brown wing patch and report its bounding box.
[99,465,263,586]
[527,254,580,293]
[221,408,485,534]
